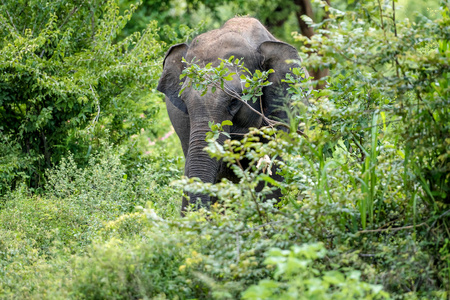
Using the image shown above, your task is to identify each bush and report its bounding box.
[70,230,194,299]
[0,1,448,299]
[0,133,40,195]
[0,145,183,298]
[173,2,449,297]
[0,0,164,189]
[243,243,388,300]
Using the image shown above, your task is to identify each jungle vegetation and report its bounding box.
[0,0,449,299]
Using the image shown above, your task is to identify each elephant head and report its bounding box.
[157,17,305,213]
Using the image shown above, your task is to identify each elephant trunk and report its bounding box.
[183,123,224,211]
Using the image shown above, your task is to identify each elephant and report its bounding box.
[157,17,306,213]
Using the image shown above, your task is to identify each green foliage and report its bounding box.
[180,56,238,97]
[181,55,302,134]
[0,0,164,189]
[119,0,208,44]
[0,133,41,195]
[207,120,233,141]
[293,0,450,206]
[1,1,449,299]
[239,68,275,103]
[180,56,274,103]
[173,2,450,297]
[397,0,442,21]
[243,243,388,300]
[70,229,195,299]
[0,146,182,298]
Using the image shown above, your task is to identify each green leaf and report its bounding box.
[241,94,251,101]
[221,120,233,126]
[323,271,345,284]
[224,72,236,81]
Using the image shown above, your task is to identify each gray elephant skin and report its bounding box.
[157,17,305,213]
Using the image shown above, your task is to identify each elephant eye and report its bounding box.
[230,98,239,106]
[227,98,241,115]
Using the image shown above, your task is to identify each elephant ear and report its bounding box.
[258,41,306,121]
[157,43,189,114]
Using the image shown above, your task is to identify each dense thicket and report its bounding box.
[0,0,449,299]
[0,0,164,191]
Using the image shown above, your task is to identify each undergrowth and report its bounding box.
[0,1,449,299]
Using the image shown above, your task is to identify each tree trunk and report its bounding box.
[294,0,315,39]
[294,0,330,89]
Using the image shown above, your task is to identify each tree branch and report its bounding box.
[209,78,308,138]
[358,222,428,234]
[59,0,86,29]
[1,0,18,33]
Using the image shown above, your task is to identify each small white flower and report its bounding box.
[256,155,272,175]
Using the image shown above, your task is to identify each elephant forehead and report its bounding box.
[186,32,258,65]
[182,72,243,99]
[183,84,233,102]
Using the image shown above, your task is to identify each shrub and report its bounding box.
[0,145,183,298]
[174,2,450,297]
[0,1,449,299]
[69,232,194,299]
[242,243,389,300]
[0,0,164,189]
